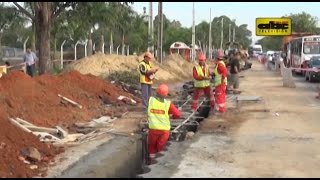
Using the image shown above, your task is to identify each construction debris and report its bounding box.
[21,147,42,162]
[236,96,262,102]
[58,94,83,109]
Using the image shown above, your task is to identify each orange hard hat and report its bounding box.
[198,53,206,61]
[216,49,224,59]
[157,84,169,97]
[144,51,153,59]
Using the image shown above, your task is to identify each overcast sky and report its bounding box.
[131,2,320,44]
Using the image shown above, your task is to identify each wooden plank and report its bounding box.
[58,94,83,109]
[9,118,32,133]
[32,132,61,142]
[24,125,58,134]
[15,118,35,127]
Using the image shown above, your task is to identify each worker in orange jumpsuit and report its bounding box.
[191,53,215,112]
[147,84,181,165]
[213,49,228,114]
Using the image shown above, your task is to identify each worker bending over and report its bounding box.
[214,49,228,114]
[138,52,159,111]
[147,84,181,165]
[191,53,215,112]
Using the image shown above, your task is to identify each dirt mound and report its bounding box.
[0,70,142,177]
[67,53,196,84]
[66,53,140,78]
[0,108,63,178]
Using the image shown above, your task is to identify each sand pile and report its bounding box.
[66,53,140,78]
[0,70,142,177]
[67,53,196,84]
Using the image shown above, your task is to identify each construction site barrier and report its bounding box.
[280,62,296,88]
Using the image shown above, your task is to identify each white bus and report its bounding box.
[288,35,320,73]
[252,44,263,57]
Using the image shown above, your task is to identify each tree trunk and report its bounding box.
[0,33,3,61]
[87,31,93,56]
[31,21,36,52]
[100,34,104,53]
[121,33,125,55]
[53,37,57,59]
[35,2,52,75]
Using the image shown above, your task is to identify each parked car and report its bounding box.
[305,56,320,82]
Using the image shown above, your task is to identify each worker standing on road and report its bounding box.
[191,53,215,112]
[138,52,159,111]
[147,84,181,165]
[213,49,228,114]
[228,51,242,94]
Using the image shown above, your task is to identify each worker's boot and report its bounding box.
[156,153,164,158]
[146,157,157,165]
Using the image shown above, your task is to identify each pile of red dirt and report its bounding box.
[0,108,63,178]
[0,70,141,128]
[0,70,142,178]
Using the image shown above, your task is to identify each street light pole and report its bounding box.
[233,27,235,42]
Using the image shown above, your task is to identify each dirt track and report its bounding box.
[143,60,320,178]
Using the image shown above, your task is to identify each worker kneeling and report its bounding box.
[147,84,181,165]
[191,53,215,112]
[214,49,228,114]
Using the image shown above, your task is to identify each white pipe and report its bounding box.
[127,45,130,56]
[74,41,80,61]
[60,40,66,69]
[84,40,88,57]
[102,42,105,54]
[122,45,125,55]
[23,36,29,53]
[116,45,121,55]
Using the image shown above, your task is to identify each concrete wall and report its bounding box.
[57,135,142,178]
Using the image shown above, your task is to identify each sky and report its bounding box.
[131,2,320,45]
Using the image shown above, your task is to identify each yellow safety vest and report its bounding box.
[138,61,153,84]
[214,61,228,86]
[194,64,210,88]
[148,96,171,131]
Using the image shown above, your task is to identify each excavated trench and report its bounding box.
[51,85,210,178]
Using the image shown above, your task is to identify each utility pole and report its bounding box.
[157,2,163,63]
[148,2,154,53]
[150,2,154,53]
[233,27,235,42]
[160,2,163,64]
[228,24,231,43]
[192,2,195,62]
[220,17,224,49]
[208,8,212,60]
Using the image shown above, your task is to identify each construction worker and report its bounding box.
[147,84,181,165]
[213,49,228,114]
[138,52,159,111]
[191,53,215,112]
[229,50,242,94]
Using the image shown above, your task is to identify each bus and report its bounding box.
[252,44,263,57]
[288,35,320,74]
